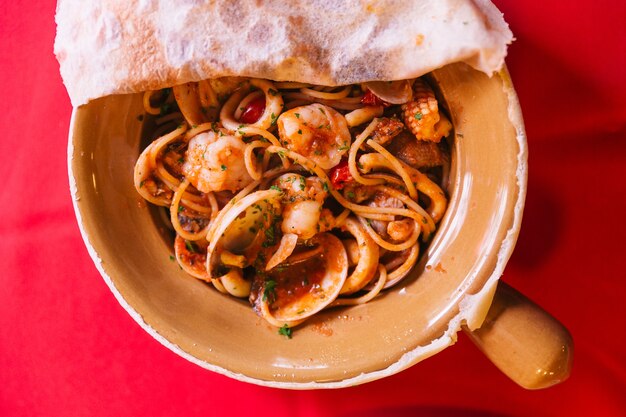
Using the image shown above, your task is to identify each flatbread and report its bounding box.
[55,0,512,107]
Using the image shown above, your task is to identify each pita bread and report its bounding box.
[55,0,512,107]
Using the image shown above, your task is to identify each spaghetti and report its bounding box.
[134,76,452,333]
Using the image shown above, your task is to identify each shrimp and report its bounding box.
[277,103,350,170]
[183,131,254,193]
[273,173,331,240]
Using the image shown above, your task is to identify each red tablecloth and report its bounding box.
[2,1,625,416]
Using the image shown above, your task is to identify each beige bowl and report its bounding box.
[68,63,572,389]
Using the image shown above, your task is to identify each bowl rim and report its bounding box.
[68,65,528,389]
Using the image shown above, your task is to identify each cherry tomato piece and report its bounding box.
[239,95,266,124]
[329,159,353,190]
[361,90,390,107]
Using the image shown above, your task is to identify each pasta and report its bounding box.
[134,77,452,334]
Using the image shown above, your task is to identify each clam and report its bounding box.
[363,80,413,104]
[251,233,348,326]
[205,188,283,297]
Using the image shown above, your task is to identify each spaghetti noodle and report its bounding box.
[134,76,452,333]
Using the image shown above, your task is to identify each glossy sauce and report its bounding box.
[268,253,327,312]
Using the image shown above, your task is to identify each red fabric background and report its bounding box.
[1,1,625,415]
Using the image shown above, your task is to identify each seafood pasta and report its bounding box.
[134,77,452,333]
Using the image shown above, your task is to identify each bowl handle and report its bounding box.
[463,281,573,389]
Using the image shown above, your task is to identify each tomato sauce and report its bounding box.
[268,254,327,310]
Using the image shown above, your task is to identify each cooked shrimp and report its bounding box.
[273,173,329,239]
[277,104,350,170]
[183,132,254,193]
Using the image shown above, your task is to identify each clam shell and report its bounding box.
[258,233,348,323]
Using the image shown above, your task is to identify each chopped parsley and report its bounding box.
[263,279,277,302]
[278,324,292,339]
[270,112,278,126]
[318,107,326,115]
[169,255,175,261]
[221,164,227,171]
[322,182,329,192]
[268,88,279,96]
[178,205,185,212]
[294,113,300,119]
[414,112,423,120]
[297,129,303,135]
[338,144,350,151]
[346,191,355,199]
[270,185,282,192]
[185,240,197,253]
[263,226,276,247]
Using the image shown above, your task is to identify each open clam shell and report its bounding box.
[363,80,413,104]
[254,233,348,325]
[205,189,282,281]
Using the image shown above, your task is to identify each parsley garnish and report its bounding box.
[346,191,355,199]
[263,280,277,302]
[297,129,302,135]
[169,255,175,261]
[318,107,326,115]
[270,112,278,126]
[278,324,292,339]
[263,226,276,247]
[414,112,423,120]
[338,144,350,151]
[268,88,279,96]
[221,164,227,171]
[295,113,300,119]
[322,182,329,191]
[178,205,185,212]
[270,185,282,192]
[185,240,197,253]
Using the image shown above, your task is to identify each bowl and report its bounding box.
[68,62,571,389]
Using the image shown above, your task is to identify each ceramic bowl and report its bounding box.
[68,62,571,389]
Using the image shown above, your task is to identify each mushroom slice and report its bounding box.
[363,80,413,104]
[252,233,348,325]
